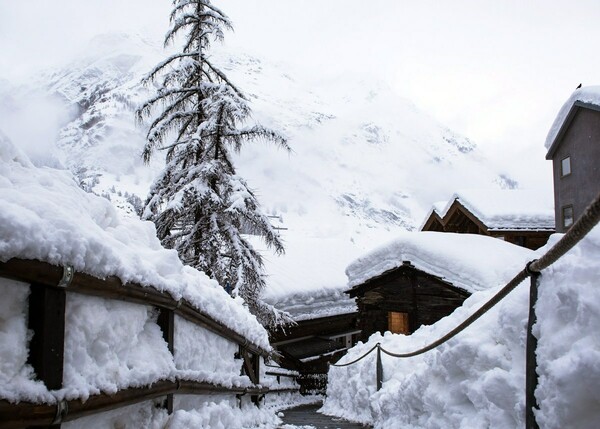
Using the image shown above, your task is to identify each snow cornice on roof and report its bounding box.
[345,232,534,294]
[545,86,600,158]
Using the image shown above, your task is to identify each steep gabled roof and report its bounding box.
[421,190,555,232]
[545,86,600,159]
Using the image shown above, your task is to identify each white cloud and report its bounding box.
[1,0,599,185]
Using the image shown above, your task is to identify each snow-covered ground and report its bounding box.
[323,228,600,428]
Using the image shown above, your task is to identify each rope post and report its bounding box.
[376,343,383,391]
[525,262,541,429]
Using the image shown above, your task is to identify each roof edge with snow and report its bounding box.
[545,86,600,157]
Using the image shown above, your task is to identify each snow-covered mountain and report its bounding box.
[0,33,518,302]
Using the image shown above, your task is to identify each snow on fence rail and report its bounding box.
[331,190,600,429]
[0,258,298,429]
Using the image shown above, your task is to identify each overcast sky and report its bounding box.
[1,0,599,187]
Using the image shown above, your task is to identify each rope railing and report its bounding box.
[330,191,600,429]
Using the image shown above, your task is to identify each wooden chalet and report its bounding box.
[421,190,555,250]
[347,261,468,338]
[345,232,533,340]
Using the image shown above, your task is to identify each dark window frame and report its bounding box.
[562,205,574,229]
[560,156,572,177]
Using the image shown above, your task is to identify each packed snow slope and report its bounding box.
[0,33,521,304]
[322,229,600,429]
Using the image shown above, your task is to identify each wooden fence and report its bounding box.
[0,258,298,429]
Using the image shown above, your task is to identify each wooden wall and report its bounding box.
[349,263,470,341]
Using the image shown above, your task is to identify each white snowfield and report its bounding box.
[346,231,534,293]
[426,189,555,231]
[545,85,600,150]
[324,229,600,428]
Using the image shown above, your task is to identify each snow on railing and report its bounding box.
[331,190,600,429]
[0,260,299,428]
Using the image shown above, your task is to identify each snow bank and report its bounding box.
[0,136,269,350]
[346,232,533,293]
[0,278,53,403]
[324,227,600,428]
[61,295,175,401]
[174,316,250,388]
[535,229,600,428]
[545,85,600,150]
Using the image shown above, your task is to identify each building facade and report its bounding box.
[546,101,600,232]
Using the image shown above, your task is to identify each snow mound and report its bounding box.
[346,232,533,293]
[0,136,269,351]
[545,85,600,150]
[324,227,600,428]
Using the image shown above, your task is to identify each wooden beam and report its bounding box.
[26,282,66,428]
[0,259,269,357]
[156,308,175,414]
[0,381,298,429]
[27,283,66,391]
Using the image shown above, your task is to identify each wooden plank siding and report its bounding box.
[348,263,470,341]
[421,199,553,250]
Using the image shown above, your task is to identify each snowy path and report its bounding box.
[278,403,371,429]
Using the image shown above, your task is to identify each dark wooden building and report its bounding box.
[269,311,360,393]
[421,191,554,250]
[545,95,600,232]
[346,261,469,339]
[345,232,534,340]
[266,287,361,393]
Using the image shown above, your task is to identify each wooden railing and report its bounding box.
[0,258,299,428]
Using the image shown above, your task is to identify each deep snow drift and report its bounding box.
[323,228,600,428]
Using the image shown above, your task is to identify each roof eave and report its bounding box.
[546,102,600,159]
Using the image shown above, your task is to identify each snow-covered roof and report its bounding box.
[545,85,600,153]
[258,235,359,320]
[346,232,534,293]
[432,189,555,231]
[0,136,269,350]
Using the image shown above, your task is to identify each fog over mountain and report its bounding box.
[0,33,519,297]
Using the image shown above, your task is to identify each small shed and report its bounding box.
[421,190,555,250]
[345,232,533,340]
[545,86,600,232]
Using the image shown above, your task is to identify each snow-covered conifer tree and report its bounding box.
[136,0,290,328]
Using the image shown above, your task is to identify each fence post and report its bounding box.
[239,347,261,405]
[157,308,175,413]
[376,343,383,391]
[28,282,67,428]
[525,269,540,429]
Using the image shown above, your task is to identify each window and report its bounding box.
[562,205,574,229]
[388,312,410,334]
[561,156,571,177]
